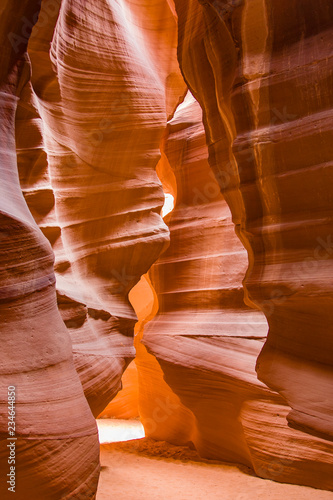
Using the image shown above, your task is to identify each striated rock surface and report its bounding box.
[174,0,333,446]
[140,91,267,458]
[0,1,99,498]
[131,274,197,445]
[98,361,139,420]
[23,0,186,417]
[139,92,333,489]
[2,0,333,495]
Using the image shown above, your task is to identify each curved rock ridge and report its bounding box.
[140,92,333,490]
[130,272,197,446]
[97,360,139,419]
[173,0,333,461]
[0,1,99,498]
[140,91,265,456]
[2,0,333,495]
[24,0,186,416]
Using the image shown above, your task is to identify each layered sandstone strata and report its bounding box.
[0,1,99,498]
[174,0,333,446]
[2,0,333,495]
[23,0,186,417]
[139,91,268,457]
[139,92,333,490]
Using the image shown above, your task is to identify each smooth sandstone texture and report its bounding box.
[1,0,333,496]
[139,92,333,490]
[0,1,99,498]
[132,274,196,446]
[174,0,333,443]
[24,0,186,417]
[98,361,139,420]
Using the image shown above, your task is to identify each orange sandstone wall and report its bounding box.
[22,0,186,417]
[2,0,186,496]
[0,1,99,498]
[139,91,333,489]
[174,0,333,444]
[2,0,333,495]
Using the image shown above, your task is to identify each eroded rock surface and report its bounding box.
[1,0,333,496]
[22,0,186,417]
[174,0,333,445]
[0,1,99,498]
[139,92,333,489]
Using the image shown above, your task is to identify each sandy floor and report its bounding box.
[97,438,333,500]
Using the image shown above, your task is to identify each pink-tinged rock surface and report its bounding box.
[174,0,333,445]
[139,92,333,490]
[2,0,333,495]
[24,0,186,417]
[0,1,99,498]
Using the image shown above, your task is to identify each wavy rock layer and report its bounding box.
[130,274,196,445]
[24,0,186,417]
[0,1,99,498]
[174,0,333,445]
[2,0,333,495]
[140,92,333,490]
[140,91,266,456]
[98,361,139,419]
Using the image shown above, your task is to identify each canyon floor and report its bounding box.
[96,421,333,500]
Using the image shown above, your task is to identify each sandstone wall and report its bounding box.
[1,0,333,495]
[138,91,333,489]
[23,0,186,417]
[174,0,333,444]
[0,1,99,498]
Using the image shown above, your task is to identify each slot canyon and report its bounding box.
[0,0,333,498]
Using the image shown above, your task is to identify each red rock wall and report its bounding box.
[1,0,186,496]
[139,92,266,455]
[138,91,333,489]
[0,1,99,498]
[2,0,333,495]
[22,0,186,417]
[174,0,333,443]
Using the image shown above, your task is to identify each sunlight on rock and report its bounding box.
[161,193,174,218]
[97,419,145,444]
